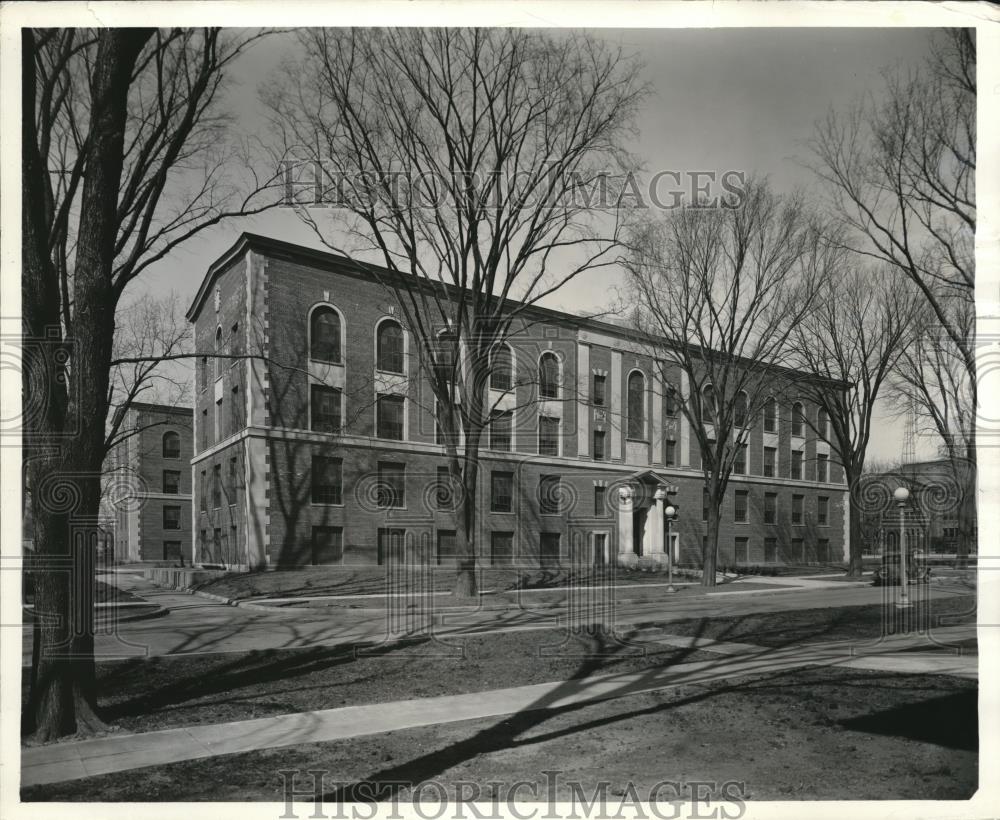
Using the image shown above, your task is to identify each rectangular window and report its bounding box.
[664,385,677,417]
[792,494,804,525]
[538,416,559,456]
[817,538,830,562]
[231,385,243,432]
[593,430,606,461]
[491,531,514,566]
[791,450,803,480]
[734,490,748,523]
[818,496,829,526]
[228,457,238,502]
[162,470,180,495]
[540,533,561,568]
[311,384,342,433]
[377,527,406,565]
[231,322,242,358]
[311,456,343,504]
[817,453,829,483]
[592,374,606,407]
[163,505,181,530]
[436,530,456,564]
[377,462,406,509]
[735,537,749,563]
[491,471,513,513]
[763,446,776,478]
[312,526,343,565]
[213,527,221,557]
[163,541,182,561]
[200,470,207,510]
[764,537,778,563]
[734,443,747,475]
[594,485,607,516]
[665,440,676,467]
[539,475,561,515]
[436,466,453,510]
[215,397,223,442]
[490,411,512,451]
[792,537,805,561]
[376,395,405,440]
[702,488,709,522]
[764,492,777,524]
[212,465,222,508]
[201,408,208,450]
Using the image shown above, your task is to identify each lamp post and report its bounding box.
[893,486,911,608]
[665,504,678,593]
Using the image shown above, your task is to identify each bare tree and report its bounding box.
[791,264,920,577]
[623,180,832,586]
[892,297,976,562]
[809,29,975,379]
[264,28,647,596]
[22,27,280,740]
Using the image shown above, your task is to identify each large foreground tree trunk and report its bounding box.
[22,29,151,740]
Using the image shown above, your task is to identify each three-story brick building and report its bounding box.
[105,402,193,563]
[187,234,848,570]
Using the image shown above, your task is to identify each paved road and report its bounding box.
[20,570,977,665]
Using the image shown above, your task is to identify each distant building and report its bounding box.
[859,459,974,555]
[104,402,193,563]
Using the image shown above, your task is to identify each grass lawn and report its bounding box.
[20,595,975,741]
[23,665,977,802]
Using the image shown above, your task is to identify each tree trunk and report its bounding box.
[22,29,152,741]
[844,464,865,578]
[454,456,479,598]
[702,492,720,587]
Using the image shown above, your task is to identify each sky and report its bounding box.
[133,26,948,462]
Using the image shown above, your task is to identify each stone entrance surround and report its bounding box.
[617,471,678,569]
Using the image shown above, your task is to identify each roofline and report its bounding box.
[187,232,851,392]
[127,401,194,416]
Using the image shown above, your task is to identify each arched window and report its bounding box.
[376,319,404,373]
[310,306,342,364]
[701,384,716,422]
[434,329,457,385]
[734,391,749,428]
[763,396,777,433]
[214,327,223,379]
[627,371,645,439]
[817,407,829,439]
[539,352,559,399]
[162,431,180,459]
[490,344,513,391]
[791,402,805,437]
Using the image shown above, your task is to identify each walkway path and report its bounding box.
[20,623,976,788]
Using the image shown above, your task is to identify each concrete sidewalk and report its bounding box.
[20,624,976,788]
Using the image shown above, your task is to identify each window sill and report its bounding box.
[490,509,515,515]
[310,501,345,507]
[376,367,406,377]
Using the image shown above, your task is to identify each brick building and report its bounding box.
[859,459,975,555]
[186,233,848,570]
[105,402,193,563]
